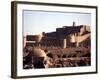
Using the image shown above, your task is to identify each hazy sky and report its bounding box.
[23,10,91,36]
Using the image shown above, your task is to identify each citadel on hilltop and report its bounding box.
[23,22,91,69]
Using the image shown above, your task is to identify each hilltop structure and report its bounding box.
[24,22,91,48]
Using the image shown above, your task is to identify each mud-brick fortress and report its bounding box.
[24,22,91,48]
